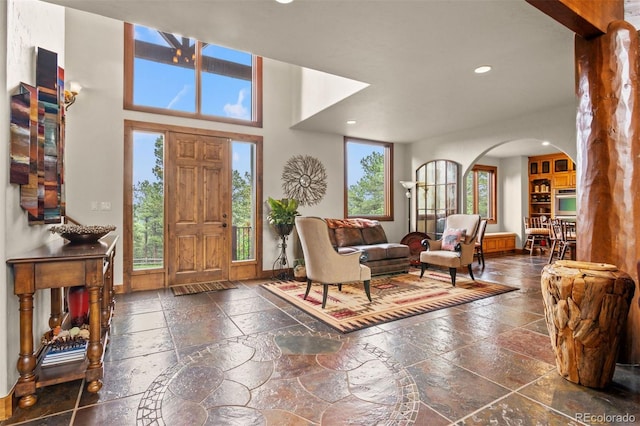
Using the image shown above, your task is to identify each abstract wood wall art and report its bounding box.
[9,93,31,184]
[18,83,41,222]
[9,48,65,224]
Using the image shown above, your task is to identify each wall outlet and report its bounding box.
[100,201,111,211]
[91,201,98,211]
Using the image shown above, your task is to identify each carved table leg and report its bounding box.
[85,286,103,393]
[16,293,37,408]
[49,287,63,329]
[101,251,116,341]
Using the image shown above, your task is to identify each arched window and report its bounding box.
[416,160,459,240]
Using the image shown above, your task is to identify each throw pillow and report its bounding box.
[441,228,466,251]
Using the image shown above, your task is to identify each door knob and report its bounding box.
[222,223,228,228]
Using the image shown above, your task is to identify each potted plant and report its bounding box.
[266,197,300,237]
[293,258,306,281]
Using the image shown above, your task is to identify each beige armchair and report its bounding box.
[295,216,372,308]
[419,214,481,286]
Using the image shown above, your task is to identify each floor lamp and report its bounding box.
[399,181,417,234]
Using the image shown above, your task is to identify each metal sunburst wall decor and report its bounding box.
[282,155,327,206]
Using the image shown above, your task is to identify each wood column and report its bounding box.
[575,21,640,363]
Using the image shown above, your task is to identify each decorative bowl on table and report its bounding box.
[49,224,116,244]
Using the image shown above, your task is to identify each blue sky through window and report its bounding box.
[347,142,383,187]
[133,24,252,120]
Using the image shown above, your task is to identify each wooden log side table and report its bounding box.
[6,235,118,408]
[541,260,635,388]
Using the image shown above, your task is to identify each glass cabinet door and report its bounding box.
[416,160,459,240]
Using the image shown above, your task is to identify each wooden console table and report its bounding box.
[6,235,118,408]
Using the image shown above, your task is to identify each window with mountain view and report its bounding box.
[465,164,497,223]
[132,131,164,271]
[232,141,257,261]
[344,138,393,220]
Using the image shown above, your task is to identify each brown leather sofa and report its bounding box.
[325,218,411,276]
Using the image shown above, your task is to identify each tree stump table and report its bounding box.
[541,260,635,388]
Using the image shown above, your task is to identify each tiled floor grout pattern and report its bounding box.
[1,253,639,425]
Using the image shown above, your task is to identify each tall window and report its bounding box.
[344,138,394,220]
[465,164,497,224]
[124,23,262,126]
[132,131,165,270]
[416,160,459,240]
[232,141,257,261]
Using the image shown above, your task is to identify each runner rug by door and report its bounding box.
[171,281,237,296]
[261,271,517,333]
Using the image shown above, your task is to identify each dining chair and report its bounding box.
[523,216,550,255]
[547,218,560,263]
[549,219,576,261]
[560,220,577,260]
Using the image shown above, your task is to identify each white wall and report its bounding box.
[409,103,576,243]
[291,66,369,123]
[2,0,65,397]
[499,156,529,247]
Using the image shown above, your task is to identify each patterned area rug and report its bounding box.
[171,281,237,296]
[262,272,517,332]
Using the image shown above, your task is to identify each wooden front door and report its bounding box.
[166,132,230,286]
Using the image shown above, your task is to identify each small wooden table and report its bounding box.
[6,235,118,408]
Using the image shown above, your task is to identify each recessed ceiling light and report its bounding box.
[542,141,550,146]
[346,120,357,125]
[275,0,294,3]
[474,65,492,74]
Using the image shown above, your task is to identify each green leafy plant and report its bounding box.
[267,197,300,237]
[266,197,300,226]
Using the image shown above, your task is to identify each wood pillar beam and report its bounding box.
[526,0,639,363]
[575,20,640,364]
[526,0,623,38]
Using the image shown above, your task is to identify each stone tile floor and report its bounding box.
[2,254,639,425]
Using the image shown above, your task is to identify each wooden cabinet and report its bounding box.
[529,158,551,176]
[553,173,576,188]
[529,153,576,218]
[529,178,552,217]
[483,232,516,254]
[6,235,117,408]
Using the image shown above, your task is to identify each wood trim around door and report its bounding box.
[123,120,263,292]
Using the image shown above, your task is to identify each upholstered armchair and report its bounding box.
[295,216,372,308]
[419,214,481,286]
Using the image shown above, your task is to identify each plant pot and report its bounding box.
[293,264,306,281]
[275,224,294,236]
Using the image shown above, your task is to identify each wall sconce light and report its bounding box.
[399,181,417,233]
[64,81,82,109]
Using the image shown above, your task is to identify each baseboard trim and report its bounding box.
[0,387,15,421]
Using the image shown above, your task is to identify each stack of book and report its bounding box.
[41,339,87,367]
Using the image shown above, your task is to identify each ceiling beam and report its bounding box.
[134,40,252,81]
[525,0,623,38]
